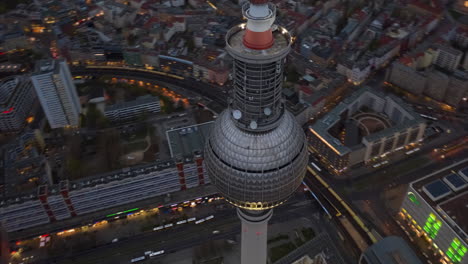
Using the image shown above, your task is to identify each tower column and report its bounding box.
[238,208,273,264]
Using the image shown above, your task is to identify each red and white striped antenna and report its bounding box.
[242,0,276,50]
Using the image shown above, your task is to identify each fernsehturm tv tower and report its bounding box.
[204,0,308,262]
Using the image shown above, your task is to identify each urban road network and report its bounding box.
[65,61,468,263]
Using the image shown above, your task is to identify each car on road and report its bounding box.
[130,256,146,263]
[149,250,165,258]
[213,230,220,234]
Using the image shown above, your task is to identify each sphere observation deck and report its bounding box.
[204,109,308,210]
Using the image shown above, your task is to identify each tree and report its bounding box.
[137,111,149,123]
[286,65,300,82]
[86,104,100,129]
[80,113,87,127]
[66,158,83,179]
[86,104,109,129]
[127,34,137,46]
[97,129,122,170]
[369,38,380,51]
[186,37,195,52]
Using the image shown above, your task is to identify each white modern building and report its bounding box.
[104,95,160,122]
[0,157,208,232]
[399,164,468,264]
[0,76,36,132]
[31,59,81,129]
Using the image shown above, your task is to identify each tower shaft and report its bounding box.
[238,208,273,264]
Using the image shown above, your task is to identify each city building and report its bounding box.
[0,30,30,51]
[337,60,371,85]
[123,48,143,67]
[434,45,463,72]
[0,76,36,133]
[31,59,81,129]
[100,1,137,28]
[0,130,49,198]
[204,0,308,263]
[0,157,208,232]
[386,61,468,108]
[300,33,335,67]
[444,71,468,106]
[308,88,426,174]
[166,122,213,158]
[399,165,468,264]
[159,55,193,77]
[193,58,230,86]
[359,236,423,264]
[425,70,450,101]
[275,232,345,264]
[463,52,468,71]
[104,95,160,122]
[386,61,427,95]
[454,28,468,49]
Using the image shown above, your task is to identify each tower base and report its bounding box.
[237,208,273,264]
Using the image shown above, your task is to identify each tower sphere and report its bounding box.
[204,110,308,210]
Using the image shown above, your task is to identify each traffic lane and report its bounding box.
[72,69,227,99]
[344,131,468,183]
[391,149,468,187]
[346,148,468,200]
[42,193,313,264]
[54,198,318,264]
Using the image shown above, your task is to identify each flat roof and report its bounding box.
[166,122,213,158]
[411,162,468,237]
[363,236,423,264]
[439,192,468,238]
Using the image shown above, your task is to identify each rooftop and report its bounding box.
[0,154,201,208]
[362,236,423,264]
[309,87,423,155]
[33,59,63,74]
[166,121,213,158]
[412,163,468,239]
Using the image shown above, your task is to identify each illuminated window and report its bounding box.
[465,1,468,7]
[446,238,467,263]
[423,213,442,239]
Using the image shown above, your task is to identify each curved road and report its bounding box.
[71,66,229,109]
